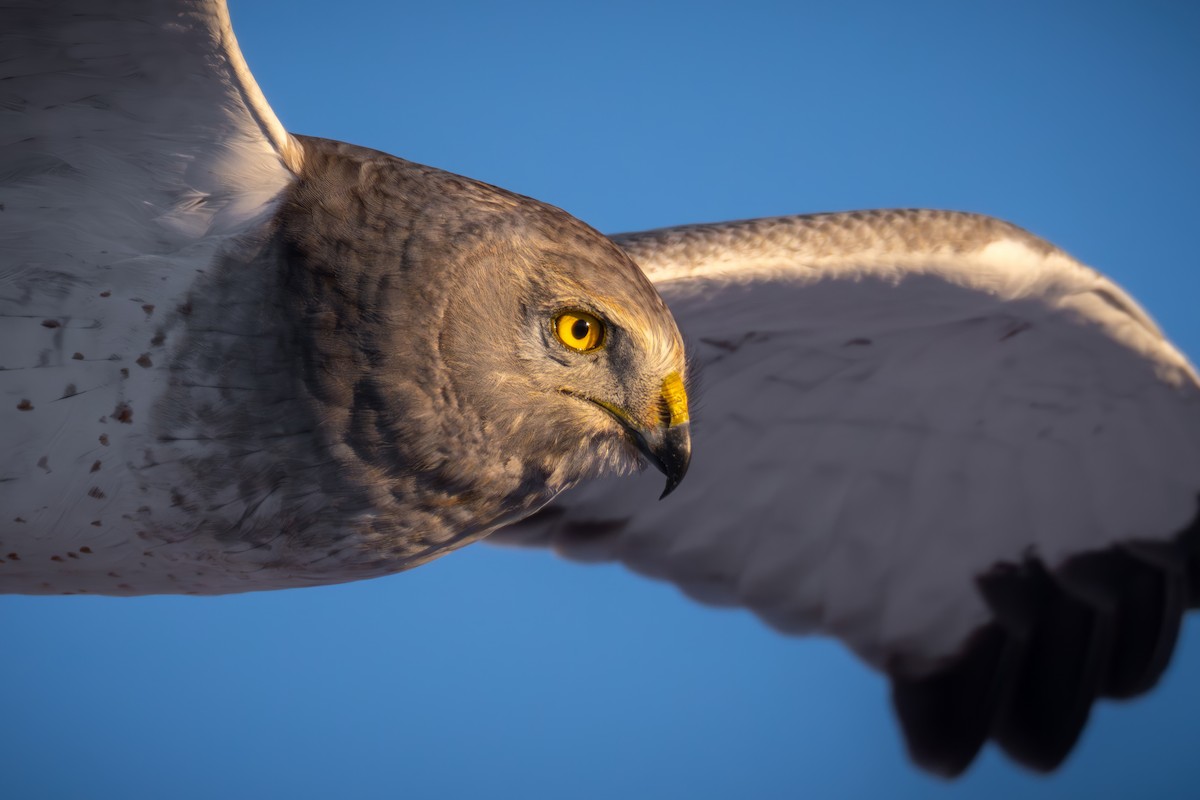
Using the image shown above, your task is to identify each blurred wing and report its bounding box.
[0,2,297,562]
[491,209,1200,775]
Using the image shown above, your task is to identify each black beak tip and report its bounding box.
[653,424,691,500]
[659,470,686,500]
[625,419,691,500]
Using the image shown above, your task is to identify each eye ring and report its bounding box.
[553,309,606,353]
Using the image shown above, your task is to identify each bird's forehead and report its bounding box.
[432,177,686,369]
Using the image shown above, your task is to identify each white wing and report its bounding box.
[0,2,297,582]
[491,209,1200,775]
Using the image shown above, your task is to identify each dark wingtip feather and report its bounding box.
[888,500,1200,777]
[983,559,1111,772]
[889,624,1012,777]
[1061,544,1185,699]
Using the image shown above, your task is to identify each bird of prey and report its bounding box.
[3,0,1197,778]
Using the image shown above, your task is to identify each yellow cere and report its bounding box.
[554,310,605,353]
[661,371,689,427]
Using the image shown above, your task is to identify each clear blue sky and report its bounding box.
[5,1,1199,797]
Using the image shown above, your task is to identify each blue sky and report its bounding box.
[5,1,1200,797]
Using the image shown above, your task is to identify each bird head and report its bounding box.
[433,181,693,500]
[279,138,692,542]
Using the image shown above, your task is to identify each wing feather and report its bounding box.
[490,209,1200,773]
[0,1,296,572]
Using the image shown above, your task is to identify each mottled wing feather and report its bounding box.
[0,1,296,580]
[491,210,1200,774]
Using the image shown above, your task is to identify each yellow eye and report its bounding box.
[553,310,606,353]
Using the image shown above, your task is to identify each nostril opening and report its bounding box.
[657,397,673,428]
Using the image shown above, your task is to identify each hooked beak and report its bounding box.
[562,371,692,499]
[640,370,691,498]
[630,419,691,499]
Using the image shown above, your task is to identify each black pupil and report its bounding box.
[571,318,591,341]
